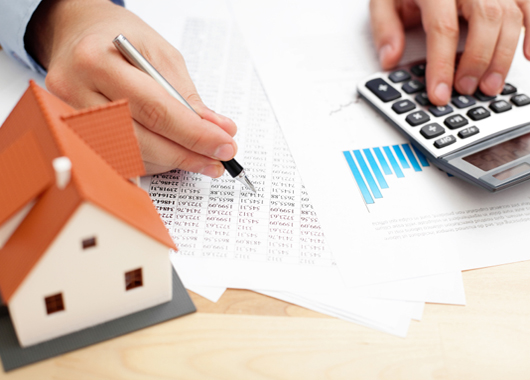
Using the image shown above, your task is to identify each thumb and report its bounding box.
[370,0,406,69]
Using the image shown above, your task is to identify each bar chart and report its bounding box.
[343,143,431,205]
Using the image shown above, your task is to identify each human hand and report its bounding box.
[25,0,237,176]
[370,0,530,105]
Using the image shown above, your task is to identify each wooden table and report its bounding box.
[2,260,530,379]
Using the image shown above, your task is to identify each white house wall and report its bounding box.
[8,201,172,347]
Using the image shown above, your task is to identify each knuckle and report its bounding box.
[184,92,202,106]
[428,17,459,39]
[169,154,193,172]
[70,34,102,72]
[494,44,516,64]
[137,98,168,133]
[181,128,204,152]
[44,69,69,100]
[466,53,492,69]
[505,4,523,23]
[475,0,503,23]
[169,154,186,170]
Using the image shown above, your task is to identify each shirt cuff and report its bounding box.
[0,0,43,73]
[0,0,125,74]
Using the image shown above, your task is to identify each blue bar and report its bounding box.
[373,147,392,175]
[363,148,388,189]
[343,151,374,204]
[401,144,422,172]
[383,146,404,178]
[411,144,430,167]
[392,145,410,169]
[353,150,382,199]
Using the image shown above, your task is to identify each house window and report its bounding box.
[125,268,143,291]
[82,236,97,250]
[45,293,65,315]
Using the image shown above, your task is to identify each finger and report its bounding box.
[370,0,406,69]
[516,0,530,59]
[188,100,238,137]
[94,55,238,162]
[479,3,523,95]
[133,121,225,177]
[454,0,503,95]
[398,0,423,28]
[418,0,459,105]
[143,47,238,137]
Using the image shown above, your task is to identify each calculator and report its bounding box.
[357,61,530,192]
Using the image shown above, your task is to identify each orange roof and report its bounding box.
[0,81,175,303]
[0,184,82,303]
[0,131,53,225]
[62,100,145,179]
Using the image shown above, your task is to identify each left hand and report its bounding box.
[370,0,530,105]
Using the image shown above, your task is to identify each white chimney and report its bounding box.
[52,157,72,190]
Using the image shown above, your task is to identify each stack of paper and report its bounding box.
[129,0,469,336]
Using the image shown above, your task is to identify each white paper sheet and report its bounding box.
[259,290,414,337]
[130,0,465,308]
[185,285,226,303]
[129,2,424,334]
[133,3,346,293]
[229,0,530,286]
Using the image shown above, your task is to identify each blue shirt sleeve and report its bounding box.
[0,0,125,75]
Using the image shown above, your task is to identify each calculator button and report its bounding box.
[389,70,411,83]
[429,105,453,117]
[489,99,512,113]
[365,78,401,102]
[434,135,457,149]
[474,89,496,102]
[467,106,491,121]
[501,83,517,95]
[392,99,416,114]
[420,123,445,139]
[511,94,530,107]
[452,95,476,109]
[406,110,430,126]
[415,92,431,106]
[411,63,426,77]
[402,80,425,94]
[458,126,479,139]
[444,114,469,129]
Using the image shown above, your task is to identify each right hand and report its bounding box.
[26,0,237,176]
[370,0,530,106]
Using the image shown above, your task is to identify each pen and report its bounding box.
[112,34,256,193]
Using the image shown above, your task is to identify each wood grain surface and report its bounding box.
[2,260,530,379]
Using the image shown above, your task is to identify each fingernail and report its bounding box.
[434,83,450,104]
[483,72,503,94]
[379,44,393,66]
[458,76,478,94]
[214,143,235,160]
[201,165,222,178]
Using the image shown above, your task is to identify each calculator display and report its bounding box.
[463,131,530,171]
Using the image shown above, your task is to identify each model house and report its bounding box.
[0,81,176,347]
